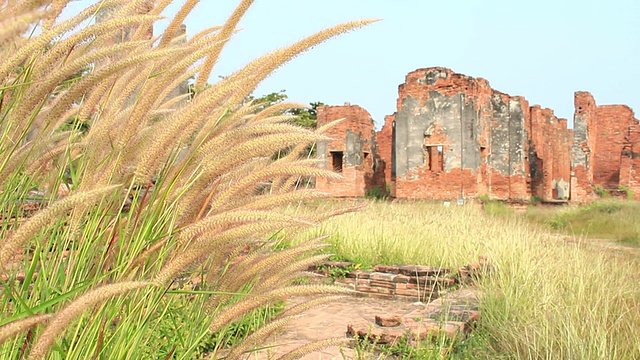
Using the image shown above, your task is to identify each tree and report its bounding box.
[250,90,324,128]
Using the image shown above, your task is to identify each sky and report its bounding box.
[65,0,639,129]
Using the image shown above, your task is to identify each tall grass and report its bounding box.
[525,200,640,246]
[0,1,375,358]
[297,201,640,359]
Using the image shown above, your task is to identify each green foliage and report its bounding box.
[250,90,325,129]
[365,187,388,201]
[619,185,634,200]
[593,184,608,198]
[316,263,358,280]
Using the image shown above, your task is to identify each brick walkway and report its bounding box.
[249,288,479,360]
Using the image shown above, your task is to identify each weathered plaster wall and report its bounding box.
[387,67,561,201]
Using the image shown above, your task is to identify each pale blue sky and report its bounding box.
[66,1,639,128]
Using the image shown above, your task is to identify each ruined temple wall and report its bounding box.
[570,92,640,200]
[316,69,640,203]
[392,68,493,199]
[487,94,530,200]
[619,125,640,200]
[593,105,637,188]
[316,105,379,197]
[391,68,534,200]
[529,106,572,200]
[376,115,394,185]
[570,92,598,201]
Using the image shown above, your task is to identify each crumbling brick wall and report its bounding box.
[318,68,639,203]
[316,105,385,197]
[570,92,599,201]
[386,67,574,201]
[528,106,573,200]
[619,125,640,200]
[571,92,640,200]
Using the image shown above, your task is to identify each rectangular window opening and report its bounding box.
[331,151,343,173]
[425,145,444,172]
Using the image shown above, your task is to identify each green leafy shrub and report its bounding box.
[365,187,388,201]
[593,184,608,197]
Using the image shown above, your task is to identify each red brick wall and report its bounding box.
[619,125,640,200]
[570,92,598,202]
[317,70,640,203]
[376,115,394,185]
[571,92,640,201]
[389,67,568,201]
[316,105,384,197]
[528,106,572,200]
[593,105,637,188]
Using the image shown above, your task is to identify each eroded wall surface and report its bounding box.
[386,67,572,201]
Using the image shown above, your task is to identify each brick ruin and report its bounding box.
[316,67,640,202]
[316,104,386,197]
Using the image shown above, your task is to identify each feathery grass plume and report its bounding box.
[0,10,45,46]
[141,20,378,173]
[206,242,330,309]
[209,19,380,108]
[155,220,301,285]
[31,13,160,79]
[24,134,73,175]
[41,0,70,30]
[158,0,198,48]
[0,0,126,80]
[111,35,225,149]
[199,132,329,176]
[196,0,254,89]
[237,189,326,211]
[1,1,376,357]
[253,102,311,121]
[207,160,340,212]
[26,281,151,360]
[253,254,332,294]
[0,314,52,344]
[43,46,182,135]
[21,42,149,135]
[179,210,314,243]
[276,338,355,360]
[0,185,119,272]
[224,315,301,359]
[279,295,346,318]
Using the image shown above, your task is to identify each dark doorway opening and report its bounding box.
[331,151,343,172]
